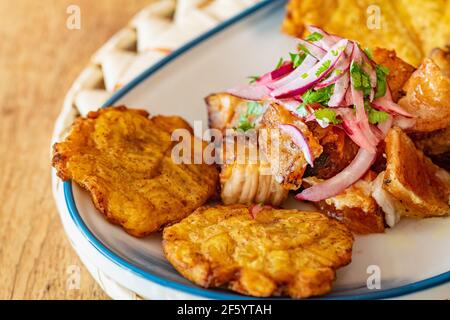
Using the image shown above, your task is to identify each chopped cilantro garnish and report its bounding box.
[368,108,389,124]
[247,75,260,84]
[235,115,254,131]
[235,101,264,132]
[315,60,331,77]
[289,52,306,68]
[306,32,324,42]
[247,101,264,115]
[375,64,390,99]
[314,108,341,125]
[331,49,339,56]
[300,85,334,108]
[364,47,373,60]
[301,73,308,79]
[275,57,284,69]
[298,44,310,55]
[350,62,372,97]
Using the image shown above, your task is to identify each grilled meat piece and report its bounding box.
[259,104,322,190]
[372,127,450,225]
[304,122,359,179]
[398,49,450,133]
[304,173,385,234]
[220,136,288,206]
[52,106,219,237]
[372,48,416,102]
[205,93,269,132]
[163,205,353,298]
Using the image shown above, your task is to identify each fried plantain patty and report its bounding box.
[52,106,219,237]
[163,205,354,298]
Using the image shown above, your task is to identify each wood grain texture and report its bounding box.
[0,0,151,300]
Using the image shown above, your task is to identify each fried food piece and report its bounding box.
[372,48,416,102]
[260,104,322,190]
[283,0,424,66]
[410,126,450,169]
[163,205,354,298]
[397,0,450,56]
[304,173,385,234]
[304,122,359,179]
[220,136,288,206]
[283,0,450,67]
[52,106,219,237]
[205,93,268,132]
[373,127,450,223]
[398,49,450,133]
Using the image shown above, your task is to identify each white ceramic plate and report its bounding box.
[63,0,450,299]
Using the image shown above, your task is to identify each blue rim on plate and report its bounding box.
[63,0,450,299]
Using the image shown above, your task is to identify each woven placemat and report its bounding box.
[51,0,260,300]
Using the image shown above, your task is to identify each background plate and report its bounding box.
[64,0,450,299]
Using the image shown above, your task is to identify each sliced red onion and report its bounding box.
[257,61,294,85]
[271,39,349,98]
[378,114,393,137]
[267,55,317,90]
[360,48,377,88]
[295,147,377,201]
[337,108,377,154]
[227,83,270,101]
[277,99,301,113]
[297,39,326,60]
[328,73,350,107]
[306,26,341,50]
[315,43,352,89]
[296,112,393,202]
[372,89,413,118]
[350,51,380,149]
[278,124,314,167]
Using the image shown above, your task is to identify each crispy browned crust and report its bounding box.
[163,205,353,298]
[304,173,385,234]
[52,106,219,237]
[260,104,323,190]
[398,54,450,133]
[372,48,416,102]
[305,122,359,179]
[383,127,450,218]
[282,0,450,67]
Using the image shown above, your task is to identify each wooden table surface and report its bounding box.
[0,0,152,300]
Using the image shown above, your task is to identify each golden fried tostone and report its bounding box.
[52,107,219,237]
[163,205,354,298]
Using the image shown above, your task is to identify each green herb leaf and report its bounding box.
[300,85,334,108]
[375,64,390,99]
[364,47,373,60]
[235,102,264,132]
[298,44,310,55]
[315,60,331,77]
[306,32,323,42]
[350,62,372,97]
[247,75,259,84]
[275,57,284,70]
[289,52,306,68]
[314,108,341,125]
[235,114,255,132]
[367,106,389,124]
[247,101,264,116]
